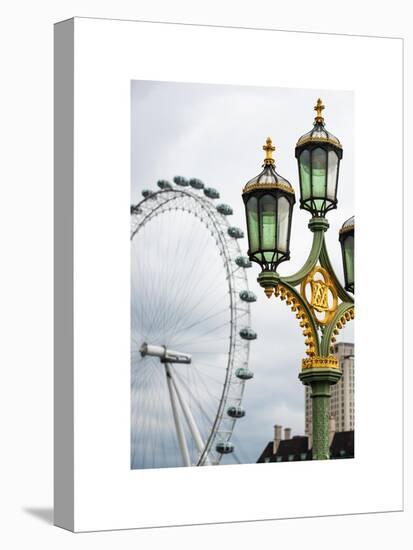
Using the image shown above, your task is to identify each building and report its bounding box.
[257,424,354,463]
[305,342,354,442]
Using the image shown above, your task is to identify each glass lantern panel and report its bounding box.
[247,196,259,253]
[344,235,354,286]
[314,198,325,212]
[263,251,275,263]
[277,196,289,253]
[299,150,311,200]
[260,194,277,252]
[327,150,339,200]
[311,147,327,198]
[253,252,263,263]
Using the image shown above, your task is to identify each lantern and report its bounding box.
[339,215,355,293]
[242,137,295,272]
[295,99,343,217]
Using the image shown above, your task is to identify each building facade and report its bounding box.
[305,342,355,440]
[257,424,354,463]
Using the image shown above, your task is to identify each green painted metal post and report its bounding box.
[310,381,332,460]
[299,367,342,460]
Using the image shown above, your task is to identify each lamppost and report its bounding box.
[242,99,355,460]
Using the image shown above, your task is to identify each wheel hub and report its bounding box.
[139,342,192,364]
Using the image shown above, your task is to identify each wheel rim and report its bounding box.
[131,188,252,468]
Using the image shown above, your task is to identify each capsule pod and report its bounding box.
[235,367,254,380]
[239,290,257,303]
[235,256,252,268]
[204,187,220,199]
[228,226,244,239]
[239,327,257,340]
[215,441,234,454]
[227,406,246,418]
[189,178,204,189]
[157,180,172,190]
[173,176,189,186]
[142,189,154,198]
[216,204,233,215]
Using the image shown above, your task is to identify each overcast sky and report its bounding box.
[131,80,354,466]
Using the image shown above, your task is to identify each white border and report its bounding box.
[70,18,402,531]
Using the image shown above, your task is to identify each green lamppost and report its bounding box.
[242,99,355,460]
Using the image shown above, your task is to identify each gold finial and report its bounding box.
[263,137,275,165]
[314,98,325,123]
[264,287,274,299]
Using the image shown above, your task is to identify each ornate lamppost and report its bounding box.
[242,99,355,460]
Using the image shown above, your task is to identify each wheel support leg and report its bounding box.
[170,367,209,464]
[165,363,191,467]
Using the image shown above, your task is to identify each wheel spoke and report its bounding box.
[131,189,252,468]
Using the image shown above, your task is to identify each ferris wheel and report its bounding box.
[131,176,257,469]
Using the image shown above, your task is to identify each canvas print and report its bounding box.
[130,81,354,470]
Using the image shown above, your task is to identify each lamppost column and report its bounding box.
[310,380,333,460]
[299,359,342,460]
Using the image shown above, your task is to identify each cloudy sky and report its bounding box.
[131,80,354,466]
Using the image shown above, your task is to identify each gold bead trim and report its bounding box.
[267,283,317,357]
[329,307,355,353]
[295,136,343,149]
[242,181,295,195]
[339,224,354,234]
[301,355,339,370]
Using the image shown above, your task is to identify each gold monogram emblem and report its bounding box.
[301,266,338,325]
[310,280,329,311]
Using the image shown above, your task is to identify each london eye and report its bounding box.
[131,176,257,468]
